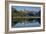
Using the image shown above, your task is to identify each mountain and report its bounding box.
[36,10,41,16]
[12,8,41,17]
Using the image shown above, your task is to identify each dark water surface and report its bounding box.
[12,20,41,28]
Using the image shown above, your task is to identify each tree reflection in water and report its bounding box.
[12,18,40,28]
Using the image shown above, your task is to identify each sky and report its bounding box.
[12,6,41,12]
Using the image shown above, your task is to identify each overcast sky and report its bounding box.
[12,6,41,12]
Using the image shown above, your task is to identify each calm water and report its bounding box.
[12,20,40,28]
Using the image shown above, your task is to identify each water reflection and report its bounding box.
[12,18,41,28]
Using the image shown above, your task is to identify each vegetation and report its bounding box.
[11,7,41,27]
[12,7,41,17]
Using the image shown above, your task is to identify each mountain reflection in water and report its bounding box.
[12,18,41,28]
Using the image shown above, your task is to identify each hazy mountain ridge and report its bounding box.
[12,8,41,27]
[12,10,40,17]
